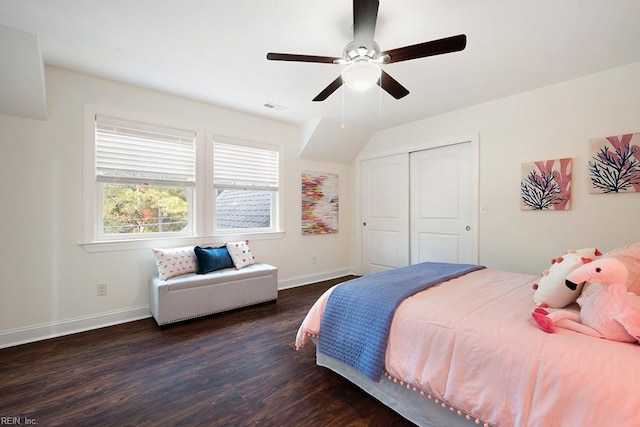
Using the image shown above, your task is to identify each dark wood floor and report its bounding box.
[0,277,415,427]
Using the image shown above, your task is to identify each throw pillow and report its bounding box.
[533,247,601,308]
[194,246,235,274]
[226,240,255,269]
[604,242,640,295]
[152,246,197,280]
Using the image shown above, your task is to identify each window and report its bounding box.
[84,108,283,249]
[213,138,279,232]
[94,115,196,240]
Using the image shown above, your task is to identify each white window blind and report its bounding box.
[96,115,196,187]
[213,138,279,190]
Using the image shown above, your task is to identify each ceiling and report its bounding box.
[2,0,640,161]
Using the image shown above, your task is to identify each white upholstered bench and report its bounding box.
[150,263,278,326]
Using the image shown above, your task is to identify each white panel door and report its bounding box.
[361,153,409,274]
[410,142,478,264]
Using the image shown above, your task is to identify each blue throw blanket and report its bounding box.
[318,262,485,382]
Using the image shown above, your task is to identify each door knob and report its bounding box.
[465,225,471,231]
[363,222,367,226]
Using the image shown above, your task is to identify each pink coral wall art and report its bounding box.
[521,158,572,210]
[301,171,338,235]
[588,132,640,194]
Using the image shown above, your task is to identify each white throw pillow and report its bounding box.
[152,246,197,280]
[226,240,255,269]
[604,242,640,295]
[533,247,601,308]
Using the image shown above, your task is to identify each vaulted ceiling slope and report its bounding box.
[2,1,640,163]
[0,25,46,120]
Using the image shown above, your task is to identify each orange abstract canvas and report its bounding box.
[301,171,339,234]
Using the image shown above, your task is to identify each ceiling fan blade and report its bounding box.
[353,0,379,49]
[266,53,340,64]
[378,70,409,99]
[312,76,343,102]
[383,34,467,64]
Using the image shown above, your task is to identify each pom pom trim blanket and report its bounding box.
[318,262,485,382]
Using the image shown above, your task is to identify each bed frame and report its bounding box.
[317,351,483,427]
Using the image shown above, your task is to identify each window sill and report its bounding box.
[80,231,285,253]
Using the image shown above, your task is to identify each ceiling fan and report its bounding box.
[266,0,467,102]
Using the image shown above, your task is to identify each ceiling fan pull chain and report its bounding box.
[341,81,345,129]
[378,77,382,122]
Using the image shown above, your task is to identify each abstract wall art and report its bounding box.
[521,158,572,210]
[301,171,338,235]
[588,132,640,194]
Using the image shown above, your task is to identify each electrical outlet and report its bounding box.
[97,283,107,296]
[312,255,317,264]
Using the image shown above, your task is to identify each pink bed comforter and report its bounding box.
[296,269,640,426]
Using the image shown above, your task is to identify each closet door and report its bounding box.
[361,153,409,275]
[409,142,478,264]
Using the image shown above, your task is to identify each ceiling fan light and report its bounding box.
[341,61,381,92]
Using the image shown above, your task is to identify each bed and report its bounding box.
[295,243,640,427]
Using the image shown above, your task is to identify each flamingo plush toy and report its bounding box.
[532,257,640,343]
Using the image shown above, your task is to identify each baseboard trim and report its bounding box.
[1,268,356,349]
[0,306,151,350]
[277,267,356,290]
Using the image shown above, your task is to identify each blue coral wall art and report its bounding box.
[521,158,572,210]
[588,133,640,194]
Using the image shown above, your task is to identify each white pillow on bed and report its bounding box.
[604,242,640,295]
[533,247,601,308]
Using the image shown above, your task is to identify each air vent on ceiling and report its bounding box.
[263,102,287,111]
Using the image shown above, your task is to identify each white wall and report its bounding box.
[3,62,639,347]
[0,66,355,347]
[362,61,640,275]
